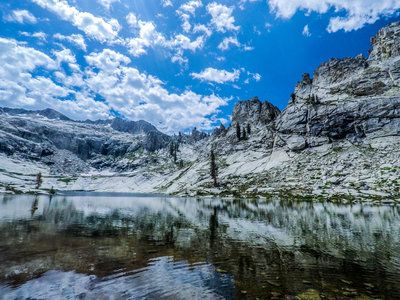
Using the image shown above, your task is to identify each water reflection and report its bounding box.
[0,193,399,299]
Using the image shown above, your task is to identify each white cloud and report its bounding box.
[4,9,37,24]
[207,2,240,32]
[54,33,87,51]
[20,31,47,40]
[265,22,273,32]
[125,18,167,57]
[162,0,173,7]
[239,0,261,10]
[0,37,109,120]
[126,12,139,28]
[267,0,400,32]
[84,49,229,131]
[124,13,206,63]
[179,0,202,15]
[85,48,131,69]
[218,36,253,51]
[97,0,119,10]
[191,67,240,84]
[252,73,261,81]
[0,38,56,72]
[171,34,205,51]
[302,24,311,37]
[193,24,212,36]
[218,36,240,51]
[243,69,261,84]
[168,34,206,66]
[32,0,121,42]
[0,38,228,132]
[176,0,203,32]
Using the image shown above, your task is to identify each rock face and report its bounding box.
[232,97,280,127]
[109,118,159,135]
[0,108,171,173]
[275,22,400,151]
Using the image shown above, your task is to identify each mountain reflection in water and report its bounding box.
[0,193,399,299]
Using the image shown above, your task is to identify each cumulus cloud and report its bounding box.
[54,33,87,51]
[19,31,47,40]
[4,9,37,24]
[242,69,261,84]
[207,2,240,32]
[267,0,400,32]
[0,37,228,132]
[97,0,119,10]
[126,12,139,28]
[125,17,167,57]
[191,67,240,84]
[85,48,131,69]
[176,0,203,32]
[0,37,109,120]
[171,34,204,51]
[162,0,173,7]
[125,13,206,64]
[193,24,212,36]
[32,0,121,42]
[218,36,240,51]
[218,36,253,51]
[84,49,229,131]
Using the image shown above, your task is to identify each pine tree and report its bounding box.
[236,123,241,141]
[169,142,179,163]
[246,123,251,135]
[210,150,218,187]
[242,129,247,140]
[173,142,179,163]
[36,172,42,189]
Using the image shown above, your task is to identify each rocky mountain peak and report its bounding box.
[289,22,400,105]
[369,21,400,62]
[232,97,280,127]
[109,117,159,135]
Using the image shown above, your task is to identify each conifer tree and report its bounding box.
[246,123,251,135]
[36,172,42,189]
[242,129,247,140]
[210,150,218,187]
[236,123,241,141]
[173,142,179,163]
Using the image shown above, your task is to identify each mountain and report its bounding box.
[0,107,72,121]
[1,22,400,200]
[0,108,174,173]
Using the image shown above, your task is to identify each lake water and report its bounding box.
[0,193,399,299]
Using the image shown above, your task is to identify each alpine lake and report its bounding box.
[0,192,399,299]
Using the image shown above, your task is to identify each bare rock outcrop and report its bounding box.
[275,22,400,151]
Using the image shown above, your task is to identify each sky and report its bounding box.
[0,0,399,133]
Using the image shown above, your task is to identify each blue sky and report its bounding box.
[0,0,399,133]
